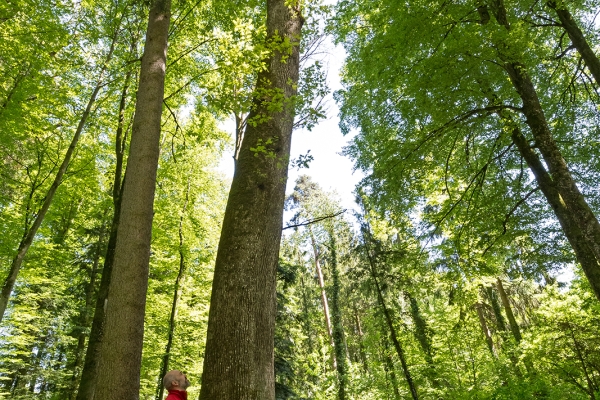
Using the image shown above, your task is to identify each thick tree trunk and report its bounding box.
[199,1,303,398]
[329,234,348,400]
[0,32,117,324]
[155,180,189,400]
[94,0,171,398]
[510,126,600,300]
[546,1,600,87]
[76,66,132,400]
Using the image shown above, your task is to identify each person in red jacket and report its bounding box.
[163,369,190,400]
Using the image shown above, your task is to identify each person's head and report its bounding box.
[163,370,190,391]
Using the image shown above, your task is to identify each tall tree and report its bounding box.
[94,0,171,398]
[199,0,303,397]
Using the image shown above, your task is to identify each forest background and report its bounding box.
[1,0,600,399]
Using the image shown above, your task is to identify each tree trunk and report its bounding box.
[489,0,600,301]
[94,0,171,398]
[353,305,369,372]
[329,234,348,400]
[546,1,600,87]
[310,229,336,366]
[475,302,496,357]
[495,278,521,343]
[405,292,439,387]
[510,126,600,301]
[199,1,303,398]
[155,180,189,400]
[76,65,133,400]
[362,229,419,400]
[0,32,118,323]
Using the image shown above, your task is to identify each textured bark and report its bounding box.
[475,303,496,357]
[547,1,600,87]
[0,33,117,324]
[155,180,189,400]
[94,0,170,398]
[485,285,507,332]
[76,66,132,400]
[510,127,600,300]
[199,1,303,398]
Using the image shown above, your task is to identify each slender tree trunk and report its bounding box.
[310,229,336,366]
[485,285,507,332]
[567,322,597,400]
[495,279,521,343]
[95,0,171,398]
[76,65,133,400]
[405,292,439,387]
[546,1,600,87]
[199,1,303,398]
[0,31,118,324]
[329,234,348,400]
[381,339,401,400]
[155,180,190,400]
[362,231,418,400]
[475,303,496,357]
[353,305,369,372]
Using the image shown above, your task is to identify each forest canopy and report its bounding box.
[0,0,600,399]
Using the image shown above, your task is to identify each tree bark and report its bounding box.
[76,65,133,400]
[94,0,171,398]
[199,1,303,398]
[510,126,600,300]
[0,31,118,324]
[475,302,496,357]
[495,278,522,343]
[546,1,600,87]
[155,180,189,400]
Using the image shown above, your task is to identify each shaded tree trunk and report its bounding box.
[496,278,521,343]
[94,0,171,398]
[199,1,303,398]
[475,302,496,357]
[0,31,118,324]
